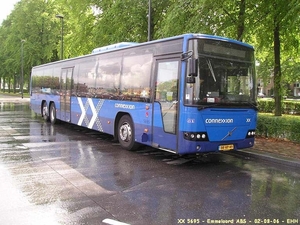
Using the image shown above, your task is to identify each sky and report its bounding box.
[0,0,20,24]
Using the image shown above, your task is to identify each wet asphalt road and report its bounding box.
[0,102,299,225]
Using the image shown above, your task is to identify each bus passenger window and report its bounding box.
[95,56,121,99]
[121,54,152,102]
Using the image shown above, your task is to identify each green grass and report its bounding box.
[0,91,30,98]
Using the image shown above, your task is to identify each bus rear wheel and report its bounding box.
[117,115,139,151]
[42,102,49,121]
[49,103,57,124]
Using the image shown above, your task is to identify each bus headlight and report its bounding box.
[246,130,255,138]
[183,132,209,141]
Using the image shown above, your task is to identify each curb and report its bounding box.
[226,149,300,168]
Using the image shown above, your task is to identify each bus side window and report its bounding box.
[121,54,152,102]
[96,56,121,99]
[155,61,179,102]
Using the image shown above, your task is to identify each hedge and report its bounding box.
[258,99,300,114]
[257,113,300,142]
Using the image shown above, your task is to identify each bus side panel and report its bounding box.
[30,93,60,117]
[70,97,154,145]
[70,97,111,132]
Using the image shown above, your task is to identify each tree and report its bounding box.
[0,0,300,105]
[157,0,250,42]
[55,0,97,57]
[252,0,300,116]
[0,0,63,92]
[90,0,171,47]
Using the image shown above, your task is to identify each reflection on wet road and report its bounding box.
[0,102,299,225]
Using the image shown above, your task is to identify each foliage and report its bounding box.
[0,0,61,92]
[251,0,300,115]
[257,113,300,142]
[157,0,256,42]
[57,0,97,57]
[92,0,171,45]
[0,0,299,114]
[257,99,275,113]
[258,99,300,115]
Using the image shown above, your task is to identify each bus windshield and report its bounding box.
[185,39,256,108]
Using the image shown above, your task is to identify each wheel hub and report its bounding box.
[120,123,132,142]
[43,106,48,117]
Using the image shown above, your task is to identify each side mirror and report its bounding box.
[187,58,198,83]
[188,58,198,77]
[186,76,196,83]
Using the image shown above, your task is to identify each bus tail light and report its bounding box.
[184,132,209,141]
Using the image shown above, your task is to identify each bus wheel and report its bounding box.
[49,103,57,124]
[118,115,139,151]
[42,102,49,121]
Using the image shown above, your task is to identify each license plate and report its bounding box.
[219,144,234,151]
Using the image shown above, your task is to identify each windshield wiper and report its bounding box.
[206,59,216,82]
[197,104,222,110]
[224,101,258,111]
[197,102,258,111]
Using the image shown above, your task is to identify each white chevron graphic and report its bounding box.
[77,97,104,131]
[88,98,97,129]
[78,97,85,126]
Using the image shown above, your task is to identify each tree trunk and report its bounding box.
[2,77,5,92]
[237,0,246,41]
[13,74,16,94]
[8,78,11,93]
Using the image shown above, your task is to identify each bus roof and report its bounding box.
[91,42,139,54]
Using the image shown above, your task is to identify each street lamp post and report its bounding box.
[148,0,151,42]
[21,39,25,99]
[56,14,64,60]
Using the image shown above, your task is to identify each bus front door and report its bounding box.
[152,58,180,153]
[60,67,73,122]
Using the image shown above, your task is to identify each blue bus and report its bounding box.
[30,33,257,155]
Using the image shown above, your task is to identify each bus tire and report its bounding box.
[42,101,49,122]
[49,103,57,124]
[117,115,139,151]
